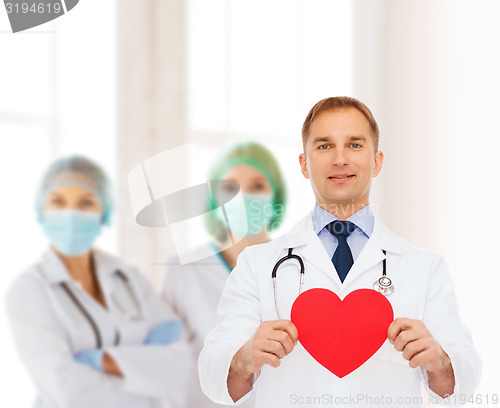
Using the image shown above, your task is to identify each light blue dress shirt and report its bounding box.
[311,203,374,261]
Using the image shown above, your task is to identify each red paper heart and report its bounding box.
[291,288,394,378]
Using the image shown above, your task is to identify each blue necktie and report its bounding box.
[326,220,357,283]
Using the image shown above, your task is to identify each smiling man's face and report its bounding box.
[299,108,383,217]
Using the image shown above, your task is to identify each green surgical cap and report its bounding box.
[206,142,287,241]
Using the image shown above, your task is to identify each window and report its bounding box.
[187,0,354,232]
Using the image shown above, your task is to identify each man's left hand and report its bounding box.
[387,318,448,371]
[387,318,455,397]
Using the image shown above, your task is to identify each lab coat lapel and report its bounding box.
[339,232,385,291]
[92,249,116,299]
[340,217,402,291]
[283,214,343,289]
[39,248,72,284]
[92,249,132,309]
[300,235,346,289]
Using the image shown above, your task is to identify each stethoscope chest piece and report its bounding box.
[373,276,394,296]
[373,250,394,296]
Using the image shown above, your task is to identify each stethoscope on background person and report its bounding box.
[111,270,143,320]
[271,248,394,319]
[60,269,143,348]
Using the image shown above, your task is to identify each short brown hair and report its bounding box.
[301,96,380,151]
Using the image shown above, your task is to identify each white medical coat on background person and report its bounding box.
[6,247,192,408]
[162,246,256,408]
[199,214,482,407]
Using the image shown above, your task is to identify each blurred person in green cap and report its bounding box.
[161,142,287,408]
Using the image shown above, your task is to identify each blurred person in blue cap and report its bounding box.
[161,141,287,408]
[6,155,192,408]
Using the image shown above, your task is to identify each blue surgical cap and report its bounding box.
[35,155,113,225]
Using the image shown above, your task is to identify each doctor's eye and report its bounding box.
[77,196,100,209]
[318,144,331,150]
[349,143,362,149]
[252,182,266,191]
[48,197,65,206]
[81,199,97,207]
[248,177,271,193]
[219,183,239,195]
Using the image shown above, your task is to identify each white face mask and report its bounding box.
[42,210,102,256]
[218,192,274,238]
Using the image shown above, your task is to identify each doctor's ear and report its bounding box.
[372,150,384,178]
[299,153,309,179]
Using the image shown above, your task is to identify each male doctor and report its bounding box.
[199,97,481,407]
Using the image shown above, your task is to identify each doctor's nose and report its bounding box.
[331,148,349,166]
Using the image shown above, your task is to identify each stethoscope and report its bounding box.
[111,270,143,320]
[60,269,143,349]
[271,248,394,319]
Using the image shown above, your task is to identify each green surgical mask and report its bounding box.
[218,193,274,238]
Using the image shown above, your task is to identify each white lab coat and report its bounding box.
[6,248,192,408]
[161,248,256,408]
[199,215,482,407]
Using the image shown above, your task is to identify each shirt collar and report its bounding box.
[311,203,374,238]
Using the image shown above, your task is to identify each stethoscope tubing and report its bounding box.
[112,270,143,319]
[61,282,103,349]
[60,269,142,349]
[272,248,305,319]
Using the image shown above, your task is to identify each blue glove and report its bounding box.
[144,320,184,346]
[74,349,105,373]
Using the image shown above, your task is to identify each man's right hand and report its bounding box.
[227,320,299,402]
